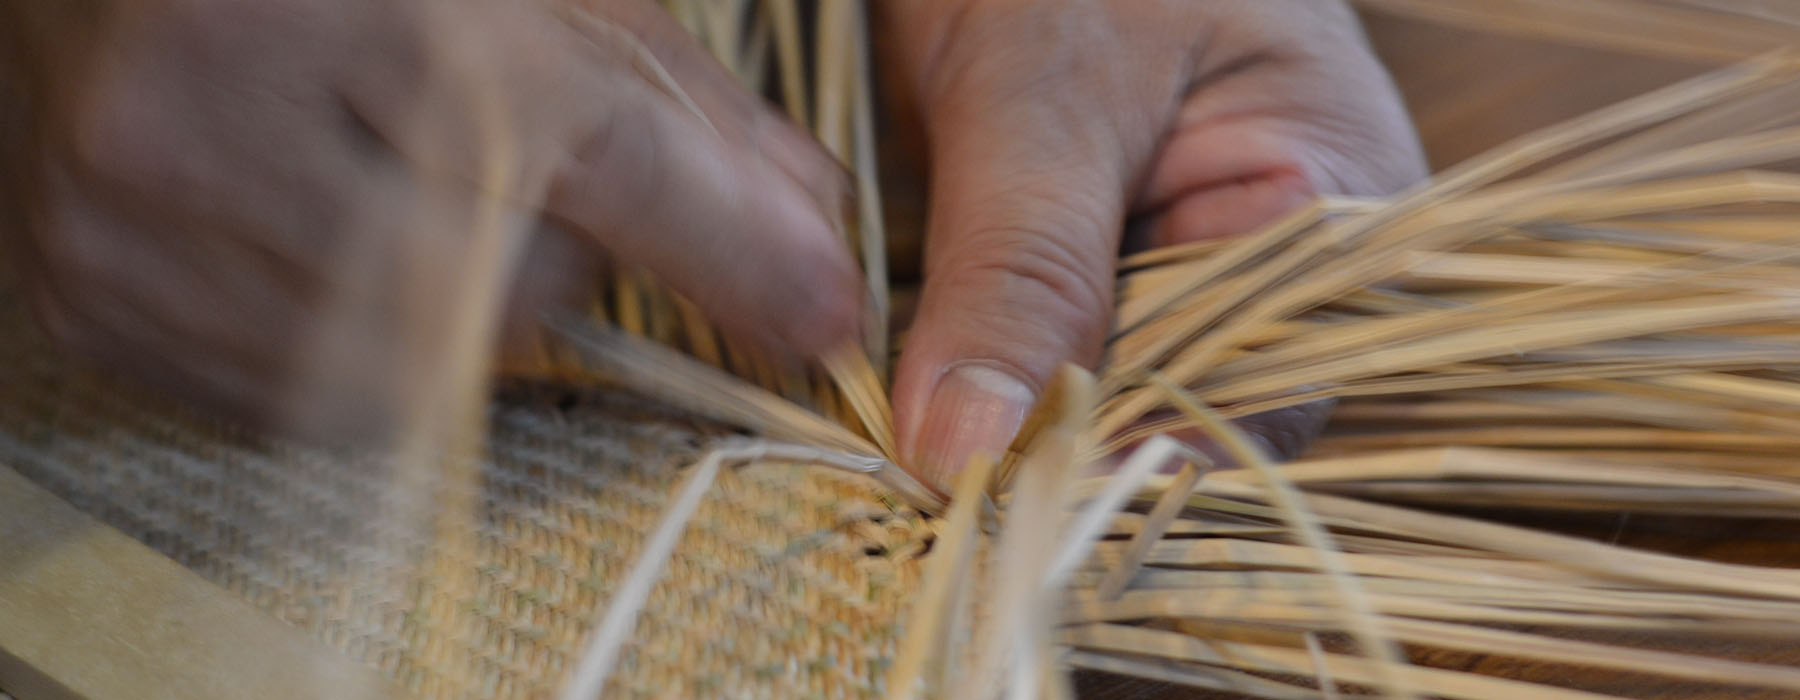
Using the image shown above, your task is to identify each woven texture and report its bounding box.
[0,281,931,699]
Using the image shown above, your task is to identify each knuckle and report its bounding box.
[944,219,1114,353]
[562,98,669,214]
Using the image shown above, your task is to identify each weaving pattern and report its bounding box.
[0,284,930,699]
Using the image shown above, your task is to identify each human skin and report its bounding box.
[0,1,1423,480]
[880,1,1425,486]
[0,0,859,439]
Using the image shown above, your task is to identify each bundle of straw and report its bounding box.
[528,2,1800,698]
[2,1,1798,698]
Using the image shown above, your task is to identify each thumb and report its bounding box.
[893,93,1147,488]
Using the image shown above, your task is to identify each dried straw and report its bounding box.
[540,2,1800,699]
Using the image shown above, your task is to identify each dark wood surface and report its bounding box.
[0,467,396,700]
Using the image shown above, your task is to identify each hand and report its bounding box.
[879,0,1427,486]
[1,0,858,440]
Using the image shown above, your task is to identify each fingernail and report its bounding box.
[909,362,1037,489]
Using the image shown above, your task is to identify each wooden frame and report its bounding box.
[0,466,396,700]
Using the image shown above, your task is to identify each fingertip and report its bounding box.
[769,252,863,357]
[903,360,1038,490]
[751,178,864,358]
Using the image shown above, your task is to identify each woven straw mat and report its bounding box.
[0,279,933,699]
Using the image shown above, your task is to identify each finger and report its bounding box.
[341,4,860,358]
[1137,122,1320,247]
[494,222,605,370]
[891,85,1149,489]
[570,0,850,217]
[1112,399,1337,475]
[1135,12,1425,239]
[1145,170,1317,247]
[24,166,295,430]
[544,67,861,357]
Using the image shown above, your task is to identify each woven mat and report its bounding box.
[0,281,930,699]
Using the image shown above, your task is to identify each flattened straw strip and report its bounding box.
[1106,269,1294,394]
[1120,571,1800,624]
[1072,587,1796,633]
[848,0,890,382]
[1527,218,1800,252]
[1639,371,1800,409]
[1038,649,1074,700]
[1195,243,1760,387]
[1173,193,1800,403]
[813,0,852,159]
[1062,650,1325,700]
[548,314,866,453]
[1100,55,1800,433]
[1308,426,1800,453]
[1201,295,1800,405]
[1152,374,1416,700]
[694,0,744,66]
[1215,485,1800,598]
[1045,435,1186,595]
[1115,237,1234,272]
[1266,363,1789,409]
[766,0,808,126]
[559,443,729,700]
[1116,198,1383,272]
[671,295,723,366]
[938,531,980,694]
[1095,449,1213,601]
[886,453,997,700]
[1388,449,1800,476]
[1317,482,1800,517]
[1304,633,1341,700]
[1112,202,1335,337]
[1382,617,1800,691]
[1064,624,1625,700]
[561,439,893,700]
[1541,123,1800,190]
[1101,512,1287,538]
[1398,252,1800,291]
[1266,53,1787,286]
[1076,495,1421,544]
[822,345,899,460]
[1057,477,1430,539]
[737,2,770,88]
[1084,538,1624,589]
[955,366,1094,700]
[1209,447,1800,498]
[611,271,647,337]
[1468,171,1800,224]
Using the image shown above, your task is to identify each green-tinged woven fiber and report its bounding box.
[0,280,933,699]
